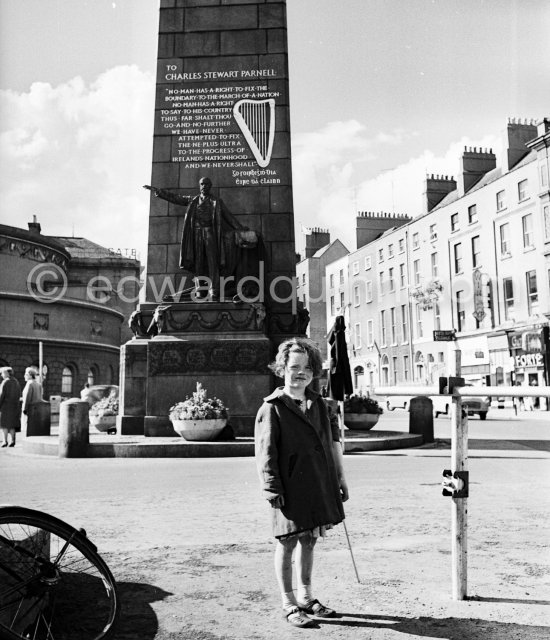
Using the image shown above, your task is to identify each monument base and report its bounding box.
[119,302,273,438]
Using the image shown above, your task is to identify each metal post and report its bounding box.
[338,400,345,453]
[450,347,467,599]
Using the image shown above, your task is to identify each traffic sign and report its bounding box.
[433,329,456,341]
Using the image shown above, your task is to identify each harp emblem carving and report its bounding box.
[233,98,275,168]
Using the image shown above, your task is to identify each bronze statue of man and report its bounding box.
[144,177,247,299]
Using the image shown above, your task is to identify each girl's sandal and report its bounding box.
[284,606,315,628]
[298,599,336,618]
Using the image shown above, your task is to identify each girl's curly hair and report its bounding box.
[269,337,323,379]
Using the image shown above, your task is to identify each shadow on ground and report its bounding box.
[113,582,173,640]
[323,613,550,639]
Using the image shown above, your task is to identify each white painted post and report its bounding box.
[450,347,468,600]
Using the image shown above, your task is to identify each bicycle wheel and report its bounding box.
[0,506,119,640]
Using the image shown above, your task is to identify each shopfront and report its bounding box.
[508,326,549,409]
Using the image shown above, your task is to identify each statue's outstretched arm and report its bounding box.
[143,185,191,206]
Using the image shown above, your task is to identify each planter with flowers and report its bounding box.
[89,391,119,434]
[169,383,228,441]
[343,394,383,430]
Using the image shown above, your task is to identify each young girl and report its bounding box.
[255,337,349,628]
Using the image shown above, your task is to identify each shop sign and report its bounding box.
[514,353,544,368]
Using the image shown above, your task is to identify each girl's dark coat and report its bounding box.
[255,387,345,538]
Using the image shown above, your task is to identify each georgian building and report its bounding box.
[0,218,141,400]
[321,118,550,402]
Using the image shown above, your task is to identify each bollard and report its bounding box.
[25,400,51,436]
[58,399,89,458]
[409,395,434,443]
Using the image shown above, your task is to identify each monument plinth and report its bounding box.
[119,0,299,437]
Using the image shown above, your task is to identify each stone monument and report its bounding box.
[119,0,303,437]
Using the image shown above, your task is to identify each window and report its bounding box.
[403,355,410,381]
[389,267,395,292]
[415,304,423,338]
[451,213,459,232]
[388,243,394,258]
[352,261,359,275]
[526,270,539,315]
[61,366,74,395]
[500,223,511,256]
[544,205,550,241]
[339,269,344,285]
[354,323,362,349]
[390,307,396,344]
[398,238,405,253]
[392,357,398,384]
[329,273,334,288]
[518,179,528,202]
[456,290,465,331]
[380,310,387,346]
[503,277,514,320]
[302,273,306,285]
[399,264,406,288]
[364,256,372,270]
[429,223,437,241]
[412,232,419,249]
[431,252,438,278]
[472,235,481,268]
[339,291,345,310]
[366,280,373,302]
[496,190,505,211]
[367,319,374,346]
[353,284,360,306]
[468,204,478,224]
[379,248,384,262]
[541,161,549,188]
[522,213,534,248]
[433,301,441,331]
[413,259,420,285]
[454,243,462,274]
[379,271,384,295]
[401,304,409,342]
[87,366,98,386]
[330,295,335,316]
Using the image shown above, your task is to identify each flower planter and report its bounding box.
[171,418,227,441]
[89,414,117,434]
[343,412,380,431]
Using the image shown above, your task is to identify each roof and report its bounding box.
[0,224,70,258]
[51,236,139,264]
[312,238,349,259]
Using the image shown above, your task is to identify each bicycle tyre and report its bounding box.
[0,506,120,640]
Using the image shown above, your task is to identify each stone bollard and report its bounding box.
[409,396,434,443]
[26,400,51,436]
[58,399,89,458]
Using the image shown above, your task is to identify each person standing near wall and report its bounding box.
[21,367,43,433]
[0,367,22,447]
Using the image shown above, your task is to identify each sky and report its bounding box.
[0,0,549,261]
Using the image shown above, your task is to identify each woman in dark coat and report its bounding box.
[0,367,22,447]
[255,338,349,628]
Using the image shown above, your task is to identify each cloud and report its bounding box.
[292,120,500,254]
[0,65,155,262]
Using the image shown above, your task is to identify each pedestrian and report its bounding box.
[80,382,92,404]
[254,337,349,628]
[0,367,22,447]
[21,367,43,432]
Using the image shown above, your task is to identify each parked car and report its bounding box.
[385,385,490,420]
[461,385,491,420]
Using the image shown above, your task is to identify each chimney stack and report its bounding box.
[503,118,538,172]
[304,227,330,258]
[457,147,496,196]
[28,215,42,235]
[356,211,411,249]
[423,174,457,213]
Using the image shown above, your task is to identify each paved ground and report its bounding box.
[1,410,549,639]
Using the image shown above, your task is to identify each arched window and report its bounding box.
[414,351,424,382]
[108,364,117,385]
[353,366,365,392]
[87,365,99,386]
[61,366,74,395]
